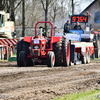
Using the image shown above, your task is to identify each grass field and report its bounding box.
[90,57,100,63]
[53,89,100,100]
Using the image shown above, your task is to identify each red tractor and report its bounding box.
[17,21,70,67]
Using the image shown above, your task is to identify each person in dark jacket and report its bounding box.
[74,22,82,30]
[64,20,70,33]
[39,26,46,37]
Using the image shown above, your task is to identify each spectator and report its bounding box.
[39,26,46,37]
[64,20,70,33]
[74,22,82,30]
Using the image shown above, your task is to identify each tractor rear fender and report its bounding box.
[52,37,61,43]
[23,36,60,43]
[23,36,32,43]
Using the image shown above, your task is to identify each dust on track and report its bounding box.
[0,62,100,100]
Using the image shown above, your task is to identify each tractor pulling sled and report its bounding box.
[17,21,94,67]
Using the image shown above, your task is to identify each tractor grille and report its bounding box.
[32,45,40,49]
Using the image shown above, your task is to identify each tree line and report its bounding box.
[0,0,93,27]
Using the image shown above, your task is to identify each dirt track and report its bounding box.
[0,62,100,100]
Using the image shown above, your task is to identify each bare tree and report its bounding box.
[15,0,93,27]
[0,0,22,22]
[49,0,59,23]
[40,0,54,30]
[25,0,41,27]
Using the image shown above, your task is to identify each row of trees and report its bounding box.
[0,0,93,28]
[15,0,85,27]
[0,0,21,21]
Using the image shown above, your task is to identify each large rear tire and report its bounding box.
[17,40,30,66]
[62,39,70,66]
[53,39,62,66]
[22,41,30,56]
[47,51,55,67]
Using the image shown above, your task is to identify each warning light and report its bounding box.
[98,29,100,32]
[89,14,91,16]
[86,11,89,14]
[68,14,71,16]
[91,28,94,31]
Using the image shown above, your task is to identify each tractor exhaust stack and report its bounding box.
[40,28,42,39]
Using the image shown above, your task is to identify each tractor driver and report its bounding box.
[64,20,71,34]
[39,26,47,37]
[74,22,82,30]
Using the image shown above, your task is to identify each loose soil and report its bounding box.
[0,61,100,100]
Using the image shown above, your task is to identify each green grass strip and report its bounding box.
[53,89,100,100]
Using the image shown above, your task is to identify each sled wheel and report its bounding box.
[82,55,86,64]
[87,49,90,63]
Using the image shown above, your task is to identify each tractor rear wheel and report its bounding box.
[18,51,26,66]
[17,40,30,66]
[47,51,55,67]
[53,39,62,66]
[22,41,30,56]
[62,38,70,66]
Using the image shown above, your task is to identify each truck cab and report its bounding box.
[0,11,14,38]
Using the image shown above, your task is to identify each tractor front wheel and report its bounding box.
[47,51,55,67]
[18,51,26,66]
